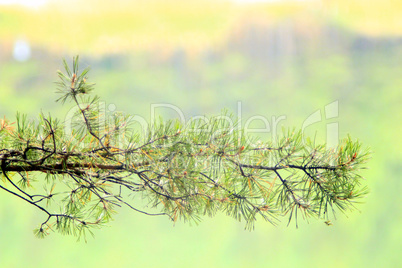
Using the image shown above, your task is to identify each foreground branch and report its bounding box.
[0,56,370,239]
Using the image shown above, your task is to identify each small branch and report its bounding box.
[1,158,34,200]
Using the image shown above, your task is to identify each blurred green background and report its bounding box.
[0,0,401,267]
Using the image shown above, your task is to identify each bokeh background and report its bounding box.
[0,0,401,267]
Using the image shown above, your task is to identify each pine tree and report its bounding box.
[0,56,370,239]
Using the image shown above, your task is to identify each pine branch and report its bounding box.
[0,56,370,239]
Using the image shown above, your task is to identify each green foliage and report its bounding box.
[0,57,370,239]
[55,56,95,104]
